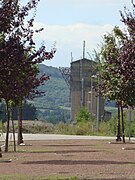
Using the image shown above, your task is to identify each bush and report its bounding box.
[75,108,90,123]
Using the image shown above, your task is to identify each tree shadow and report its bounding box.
[22,159,135,165]
[27,150,99,154]
[42,144,93,147]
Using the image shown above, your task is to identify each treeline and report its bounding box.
[0,102,37,122]
[37,107,70,124]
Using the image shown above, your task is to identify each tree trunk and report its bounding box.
[17,99,23,145]
[10,108,16,152]
[5,100,10,152]
[116,102,121,141]
[121,103,125,143]
[127,106,132,141]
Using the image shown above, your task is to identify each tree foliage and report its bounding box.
[118,4,135,106]
[0,0,56,102]
[97,3,135,107]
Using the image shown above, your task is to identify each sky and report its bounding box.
[22,0,132,67]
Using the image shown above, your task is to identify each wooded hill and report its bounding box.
[32,64,116,123]
[0,63,115,123]
[30,64,70,123]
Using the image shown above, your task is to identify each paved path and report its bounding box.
[22,134,116,141]
[0,133,116,141]
[1,133,134,141]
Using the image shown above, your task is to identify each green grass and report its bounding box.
[0,174,30,180]
[45,176,77,180]
[0,175,77,180]
[17,149,48,153]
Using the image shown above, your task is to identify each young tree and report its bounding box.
[96,2,135,143]
[96,27,125,142]
[0,0,56,151]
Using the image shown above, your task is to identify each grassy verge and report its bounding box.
[0,175,77,180]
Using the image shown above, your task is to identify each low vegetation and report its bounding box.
[0,175,77,180]
[1,107,134,138]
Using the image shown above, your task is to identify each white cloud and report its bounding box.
[33,22,115,66]
[34,22,114,49]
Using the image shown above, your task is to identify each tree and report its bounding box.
[96,2,135,143]
[0,0,56,151]
[0,101,37,121]
[13,101,37,120]
[96,27,125,141]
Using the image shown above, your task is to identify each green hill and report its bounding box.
[30,64,70,123]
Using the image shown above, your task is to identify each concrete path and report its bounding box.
[22,134,116,141]
[1,133,134,141]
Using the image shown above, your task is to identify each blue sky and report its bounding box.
[22,0,132,67]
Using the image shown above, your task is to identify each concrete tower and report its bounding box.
[70,58,104,121]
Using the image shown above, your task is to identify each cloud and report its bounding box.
[34,22,114,50]
[33,22,115,66]
[21,0,131,67]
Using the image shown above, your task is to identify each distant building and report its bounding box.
[70,58,104,121]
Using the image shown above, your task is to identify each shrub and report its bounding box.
[75,108,90,123]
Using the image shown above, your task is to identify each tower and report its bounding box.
[70,58,101,120]
[59,42,105,122]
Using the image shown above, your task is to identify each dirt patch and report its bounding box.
[0,139,135,179]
